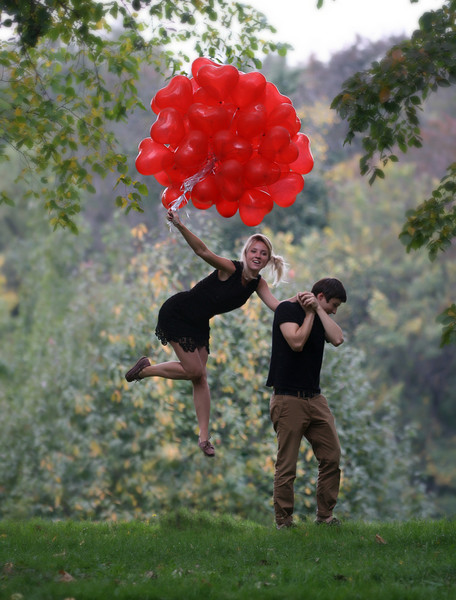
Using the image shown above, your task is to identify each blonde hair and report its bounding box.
[240,233,288,287]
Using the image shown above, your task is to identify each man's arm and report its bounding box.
[315,305,344,346]
[279,307,315,352]
[299,291,344,347]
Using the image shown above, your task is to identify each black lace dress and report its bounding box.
[155,260,260,353]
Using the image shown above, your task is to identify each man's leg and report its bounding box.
[304,394,341,521]
[270,394,308,527]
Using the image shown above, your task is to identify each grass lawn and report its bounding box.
[1,511,455,599]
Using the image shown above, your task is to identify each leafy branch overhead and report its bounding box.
[330,0,456,345]
[399,167,456,347]
[0,0,289,231]
[331,2,455,188]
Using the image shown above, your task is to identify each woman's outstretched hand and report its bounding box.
[167,209,182,228]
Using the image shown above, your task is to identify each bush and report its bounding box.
[0,221,433,522]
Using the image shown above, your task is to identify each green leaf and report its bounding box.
[134,182,149,195]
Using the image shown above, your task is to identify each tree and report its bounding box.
[0,216,432,521]
[328,0,456,344]
[0,1,287,231]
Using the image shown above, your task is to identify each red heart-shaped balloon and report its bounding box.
[163,161,194,185]
[267,103,301,137]
[267,172,304,207]
[150,107,186,146]
[154,170,172,186]
[161,185,188,210]
[191,174,218,209]
[275,141,299,164]
[135,138,174,175]
[153,75,194,113]
[289,133,314,174]
[196,64,239,100]
[262,82,292,114]
[174,130,209,170]
[244,156,281,187]
[188,103,231,137]
[239,189,273,226]
[215,159,245,201]
[230,71,267,108]
[192,86,220,107]
[215,196,239,218]
[191,57,221,79]
[212,130,252,164]
[258,125,291,160]
[233,104,267,140]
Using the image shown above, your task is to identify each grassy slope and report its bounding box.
[0,512,455,599]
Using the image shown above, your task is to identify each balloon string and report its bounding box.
[169,154,217,212]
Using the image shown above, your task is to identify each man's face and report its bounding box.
[317,293,342,315]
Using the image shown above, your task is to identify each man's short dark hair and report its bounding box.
[311,278,347,303]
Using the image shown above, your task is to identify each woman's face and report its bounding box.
[246,240,270,271]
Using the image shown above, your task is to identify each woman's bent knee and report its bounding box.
[187,367,207,383]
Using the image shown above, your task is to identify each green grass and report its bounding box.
[1,511,455,599]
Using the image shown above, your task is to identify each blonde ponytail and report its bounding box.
[268,253,288,287]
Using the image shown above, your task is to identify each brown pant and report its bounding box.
[270,392,341,526]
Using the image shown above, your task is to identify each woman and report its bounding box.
[125,209,288,457]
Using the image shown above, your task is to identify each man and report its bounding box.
[267,277,347,528]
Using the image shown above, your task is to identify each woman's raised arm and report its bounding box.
[167,210,235,275]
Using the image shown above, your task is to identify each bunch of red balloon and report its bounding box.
[136,57,314,227]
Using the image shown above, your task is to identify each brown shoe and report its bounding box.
[198,439,215,457]
[315,516,341,526]
[125,356,150,382]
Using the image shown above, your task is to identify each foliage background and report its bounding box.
[0,214,434,523]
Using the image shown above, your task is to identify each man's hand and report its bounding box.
[297,291,318,312]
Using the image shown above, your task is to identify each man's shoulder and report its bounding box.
[275,299,302,320]
[277,299,300,311]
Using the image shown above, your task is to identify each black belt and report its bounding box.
[274,388,320,399]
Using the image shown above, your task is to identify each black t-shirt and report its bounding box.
[266,300,325,392]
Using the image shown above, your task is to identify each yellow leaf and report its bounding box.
[379,87,391,104]
[89,440,102,457]
[58,570,76,582]
[112,305,123,316]
[391,48,404,63]
[131,224,148,240]
[111,389,122,403]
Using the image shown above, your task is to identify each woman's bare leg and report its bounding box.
[137,343,211,443]
[139,360,188,380]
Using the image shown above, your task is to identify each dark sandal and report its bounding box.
[125,356,150,382]
[198,439,215,457]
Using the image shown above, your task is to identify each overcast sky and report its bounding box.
[246,0,443,64]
